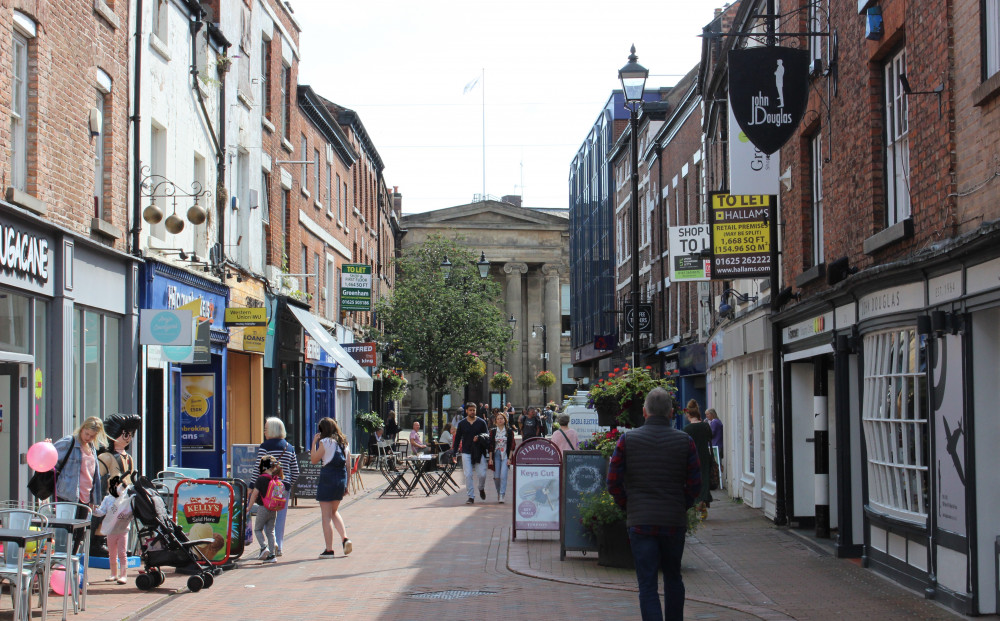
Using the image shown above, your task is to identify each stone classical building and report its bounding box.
[400,197,570,417]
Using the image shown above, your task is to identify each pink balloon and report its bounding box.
[27,442,58,472]
[50,569,66,596]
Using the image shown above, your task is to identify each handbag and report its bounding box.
[710,457,721,491]
[28,437,75,500]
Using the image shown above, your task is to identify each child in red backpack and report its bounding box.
[247,455,285,563]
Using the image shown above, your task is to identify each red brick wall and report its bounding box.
[779,0,954,294]
[0,1,129,247]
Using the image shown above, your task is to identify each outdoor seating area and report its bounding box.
[0,505,91,621]
[377,453,459,499]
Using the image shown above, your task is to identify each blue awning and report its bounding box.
[655,344,675,355]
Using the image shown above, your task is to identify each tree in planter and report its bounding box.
[374,235,512,433]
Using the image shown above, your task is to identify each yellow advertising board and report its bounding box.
[243,326,266,353]
[224,307,267,326]
[709,192,773,279]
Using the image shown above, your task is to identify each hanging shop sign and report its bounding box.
[728,100,780,195]
[728,46,810,155]
[224,307,267,326]
[180,373,216,451]
[594,334,617,351]
[139,309,193,346]
[624,304,653,334]
[668,225,711,281]
[709,192,773,279]
[243,326,266,353]
[343,342,376,366]
[340,263,372,311]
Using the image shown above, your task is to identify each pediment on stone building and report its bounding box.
[402,200,567,229]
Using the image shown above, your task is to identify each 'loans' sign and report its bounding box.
[340,264,372,311]
[709,193,773,280]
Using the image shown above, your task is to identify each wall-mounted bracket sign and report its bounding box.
[709,192,773,280]
[223,307,267,326]
[340,263,372,311]
[728,46,809,155]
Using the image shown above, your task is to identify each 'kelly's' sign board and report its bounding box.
[729,46,809,155]
[709,193,773,280]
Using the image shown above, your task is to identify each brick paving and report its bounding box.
[0,471,970,620]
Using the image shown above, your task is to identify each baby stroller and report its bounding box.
[129,476,220,592]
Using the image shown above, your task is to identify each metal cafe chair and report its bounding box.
[0,509,52,621]
[377,455,411,498]
[36,501,93,619]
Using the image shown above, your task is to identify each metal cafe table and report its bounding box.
[34,516,92,621]
[402,455,438,497]
[0,527,54,621]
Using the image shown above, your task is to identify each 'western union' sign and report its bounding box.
[224,307,267,326]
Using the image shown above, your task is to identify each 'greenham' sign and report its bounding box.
[340,263,372,311]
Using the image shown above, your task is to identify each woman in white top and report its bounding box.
[439,423,453,446]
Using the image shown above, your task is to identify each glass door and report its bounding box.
[0,363,23,503]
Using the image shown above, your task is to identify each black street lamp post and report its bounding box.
[620,45,648,371]
[532,324,548,406]
[503,314,516,407]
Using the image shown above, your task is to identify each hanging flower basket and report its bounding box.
[489,370,512,392]
[466,351,486,383]
[535,370,557,388]
[377,368,408,402]
[587,366,675,428]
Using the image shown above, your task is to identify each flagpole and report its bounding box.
[482,67,486,201]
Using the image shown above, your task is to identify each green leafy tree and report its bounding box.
[375,235,511,432]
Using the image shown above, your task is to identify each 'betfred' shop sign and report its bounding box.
[709,192,773,280]
[343,342,376,366]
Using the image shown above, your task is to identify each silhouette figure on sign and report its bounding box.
[774,60,786,108]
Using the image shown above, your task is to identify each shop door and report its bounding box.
[0,363,24,503]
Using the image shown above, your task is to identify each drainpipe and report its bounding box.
[131,0,144,256]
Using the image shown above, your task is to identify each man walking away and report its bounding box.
[607,387,701,621]
[452,402,489,504]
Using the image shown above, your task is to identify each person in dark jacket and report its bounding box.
[384,411,400,444]
[452,402,489,504]
[608,388,701,621]
[683,400,713,516]
[252,417,300,557]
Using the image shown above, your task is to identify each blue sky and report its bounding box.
[293,1,723,213]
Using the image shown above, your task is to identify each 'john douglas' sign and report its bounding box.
[729,46,809,155]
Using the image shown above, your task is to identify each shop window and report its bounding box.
[0,290,30,353]
[73,308,122,428]
[862,327,929,522]
[280,62,290,139]
[260,36,272,121]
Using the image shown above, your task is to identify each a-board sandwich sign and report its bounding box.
[560,450,608,559]
[511,438,562,538]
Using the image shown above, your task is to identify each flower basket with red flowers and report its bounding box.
[535,369,557,388]
[587,365,675,428]
[489,370,513,392]
[465,351,486,383]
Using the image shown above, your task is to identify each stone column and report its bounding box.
[542,264,562,402]
[504,263,527,407]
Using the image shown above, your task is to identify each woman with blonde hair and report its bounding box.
[310,417,352,558]
[52,416,108,508]
[488,412,516,503]
[252,417,299,557]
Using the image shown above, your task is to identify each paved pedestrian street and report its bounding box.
[1,472,967,621]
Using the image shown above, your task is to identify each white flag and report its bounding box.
[463,76,480,94]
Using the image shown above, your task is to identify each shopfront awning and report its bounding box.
[287,305,373,391]
[655,344,675,355]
